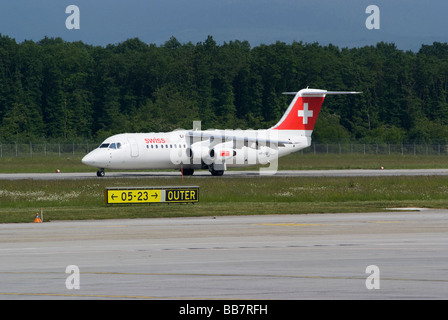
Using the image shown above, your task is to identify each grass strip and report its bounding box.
[1,176,448,223]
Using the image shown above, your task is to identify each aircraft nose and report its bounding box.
[82,153,96,167]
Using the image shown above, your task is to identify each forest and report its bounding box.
[1,34,448,144]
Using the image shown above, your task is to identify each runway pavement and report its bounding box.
[0,210,447,300]
[1,168,448,180]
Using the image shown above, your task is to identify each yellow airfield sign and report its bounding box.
[104,186,199,204]
[106,189,162,204]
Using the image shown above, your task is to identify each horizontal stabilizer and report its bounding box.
[283,91,362,96]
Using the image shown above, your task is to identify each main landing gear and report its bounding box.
[209,168,224,176]
[182,168,195,176]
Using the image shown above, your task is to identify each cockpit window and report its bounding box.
[99,142,122,149]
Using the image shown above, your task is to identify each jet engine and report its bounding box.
[209,143,237,163]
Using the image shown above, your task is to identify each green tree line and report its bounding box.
[1,34,448,144]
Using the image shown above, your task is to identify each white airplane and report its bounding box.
[82,88,360,176]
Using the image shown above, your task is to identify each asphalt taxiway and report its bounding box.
[1,168,448,180]
[0,210,447,299]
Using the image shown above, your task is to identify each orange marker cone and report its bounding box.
[34,213,42,223]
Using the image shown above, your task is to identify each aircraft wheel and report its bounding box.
[182,169,195,176]
[97,170,105,177]
[210,169,224,176]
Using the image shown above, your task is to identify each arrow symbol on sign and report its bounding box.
[151,193,158,199]
[111,194,117,200]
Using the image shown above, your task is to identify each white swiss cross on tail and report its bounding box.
[272,88,361,136]
[298,103,313,125]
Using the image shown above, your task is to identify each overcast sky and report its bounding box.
[0,0,446,51]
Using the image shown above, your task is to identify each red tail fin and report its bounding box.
[272,89,361,134]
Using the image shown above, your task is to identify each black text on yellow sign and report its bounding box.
[104,187,199,204]
[106,189,162,204]
[165,188,199,203]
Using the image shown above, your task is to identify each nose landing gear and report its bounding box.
[97,169,105,177]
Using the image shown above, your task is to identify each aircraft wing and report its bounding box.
[186,130,298,147]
